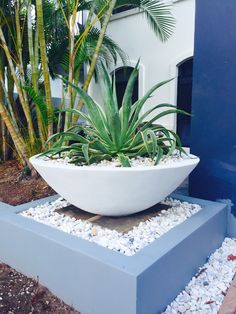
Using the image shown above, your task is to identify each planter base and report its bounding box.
[0,194,227,314]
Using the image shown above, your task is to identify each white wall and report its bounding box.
[90,0,195,131]
[51,78,63,99]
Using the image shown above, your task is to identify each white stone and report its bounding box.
[20,198,201,256]
[163,238,236,313]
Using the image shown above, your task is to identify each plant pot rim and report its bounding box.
[30,154,200,172]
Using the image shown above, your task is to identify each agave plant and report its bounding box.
[42,63,189,167]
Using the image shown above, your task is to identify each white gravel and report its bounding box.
[163,237,236,314]
[20,198,201,256]
[42,153,188,167]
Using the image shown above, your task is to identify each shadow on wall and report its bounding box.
[174,178,189,196]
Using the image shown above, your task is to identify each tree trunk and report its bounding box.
[15,1,36,147]
[0,72,18,130]
[7,69,16,114]
[72,0,117,124]
[64,0,78,131]
[1,116,7,161]
[0,26,36,147]
[27,2,45,144]
[36,0,54,138]
[0,96,29,167]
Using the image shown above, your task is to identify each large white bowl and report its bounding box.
[30,155,199,216]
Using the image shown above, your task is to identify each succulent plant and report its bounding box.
[42,63,188,166]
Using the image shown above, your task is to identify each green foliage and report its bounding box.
[23,85,59,134]
[43,63,188,167]
[23,86,49,128]
[56,26,128,79]
[108,0,175,41]
[0,0,177,170]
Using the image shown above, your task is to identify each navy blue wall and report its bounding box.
[190,0,236,215]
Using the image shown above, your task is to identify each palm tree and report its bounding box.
[48,0,175,125]
[0,0,33,167]
[46,0,129,130]
[114,0,175,41]
[73,0,175,123]
[36,0,54,137]
[0,0,129,165]
[0,0,175,171]
[0,0,50,167]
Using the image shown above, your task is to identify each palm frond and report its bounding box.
[24,85,48,128]
[114,0,175,41]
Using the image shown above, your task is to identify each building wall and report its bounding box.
[190,0,236,222]
[90,0,195,131]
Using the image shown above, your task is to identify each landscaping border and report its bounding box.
[0,194,228,314]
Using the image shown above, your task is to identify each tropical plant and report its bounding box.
[42,63,188,167]
[0,0,35,168]
[48,0,129,131]
[0,0,175,171]
[73,0,176,123]
[0,0,128,168]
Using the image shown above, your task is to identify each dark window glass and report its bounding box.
[113,5,134,15]
[112,67,139,108]
[177,58,193,147]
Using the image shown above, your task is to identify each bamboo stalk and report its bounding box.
[72,0,117,124]
[27,2,45,144]
[15,1,36,146]
[58,82,65,133]
[0,69,27,153]
[1,120,7,161]
[64,0,79,131]
[0,71,18,130]
[0,97,29,167]
[0,25,36,146]
[34,26,39,84]
[7,68,16,113]
[0,62,7,161]
[36,0,54,137]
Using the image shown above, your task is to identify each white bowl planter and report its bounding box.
[30,155,199,216]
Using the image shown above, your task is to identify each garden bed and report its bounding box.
[0,263,79,313]
[0,160,55,205]
[0,194,227,314]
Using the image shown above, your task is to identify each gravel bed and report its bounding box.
[163,237,236,314]
[42,153,188,167]
[20,198,201,256]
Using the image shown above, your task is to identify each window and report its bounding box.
[177,58,193,147]
[112,67,139,108]
[113,5,134,15]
